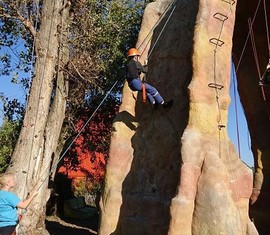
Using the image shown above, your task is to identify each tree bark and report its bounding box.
[8,0,70,233]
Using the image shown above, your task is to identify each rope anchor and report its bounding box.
[208,83,224,90]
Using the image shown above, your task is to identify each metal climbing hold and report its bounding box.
[213,13,228,22]
[218,125,226,130]
[209,38,225,47]
[208,83,224,90]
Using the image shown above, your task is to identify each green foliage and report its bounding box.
[0,119,21,173]
[72,177,101,200]
[0,0,151,178]
[0,0,38,92]
[0,92,25,121]
[60,0,151,199]
[68,0,150,99]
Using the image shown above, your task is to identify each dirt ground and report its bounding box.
[45,214,99,235]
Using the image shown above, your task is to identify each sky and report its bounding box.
[0,69,254,167]
[228,73,253,167]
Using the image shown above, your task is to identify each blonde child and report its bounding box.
[0,173,38,235]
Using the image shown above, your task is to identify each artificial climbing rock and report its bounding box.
[99,0,265,234]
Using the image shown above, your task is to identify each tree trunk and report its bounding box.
[8,0,70,234]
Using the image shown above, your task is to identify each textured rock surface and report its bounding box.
[99,0,263,234]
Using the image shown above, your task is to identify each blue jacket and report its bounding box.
[0,190,20,227]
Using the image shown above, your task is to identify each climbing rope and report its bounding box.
[209,1,244,233]
[248,14,270,120]
[142,82,147,103]
[147,3,177,58]
[131,0,178,103]
[208,0,234,145]
[13,0,178,232]
[137,0,177,52]
[263,0,270,60]
[249,19,261,79]
[235,0,262,73]
[231,62,242,159]
[16,77,119,233]
[230,0,266,164]
[137,0,178,58]
[36,79,119,191]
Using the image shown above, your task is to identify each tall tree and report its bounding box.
[1,0,70,233]
[0,0,150,233]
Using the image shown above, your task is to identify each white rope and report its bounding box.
[37,80,119,190]
[263,0,270,60]
[235,0,262,73]
[147,2,177,58]
[138,0,179,58]
[210,1,244,233]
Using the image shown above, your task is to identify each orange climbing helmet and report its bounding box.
[127,48,141,57]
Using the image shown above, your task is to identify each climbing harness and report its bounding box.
[142,83,147,103]
[133,0,178,103]
[142,80,147,103]
[11,214,23,235]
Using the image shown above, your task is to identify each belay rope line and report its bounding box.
[16,79,119,234]
[136,0,178,103]
[38,81,119,190]
[208,0,245,233]
[23,0,180,200]
[137,0,179,58]
[231,62,242,158]
[13,0,178,234]
[232,0,263,160]
[247,0,270,121]
[263,0,270,60]
[235,0,262,73]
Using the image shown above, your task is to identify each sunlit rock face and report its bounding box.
[99,0,262,234]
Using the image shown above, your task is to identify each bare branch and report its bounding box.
[15,10,37,37]
[0,10,36,37]
[70,60,86,81]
